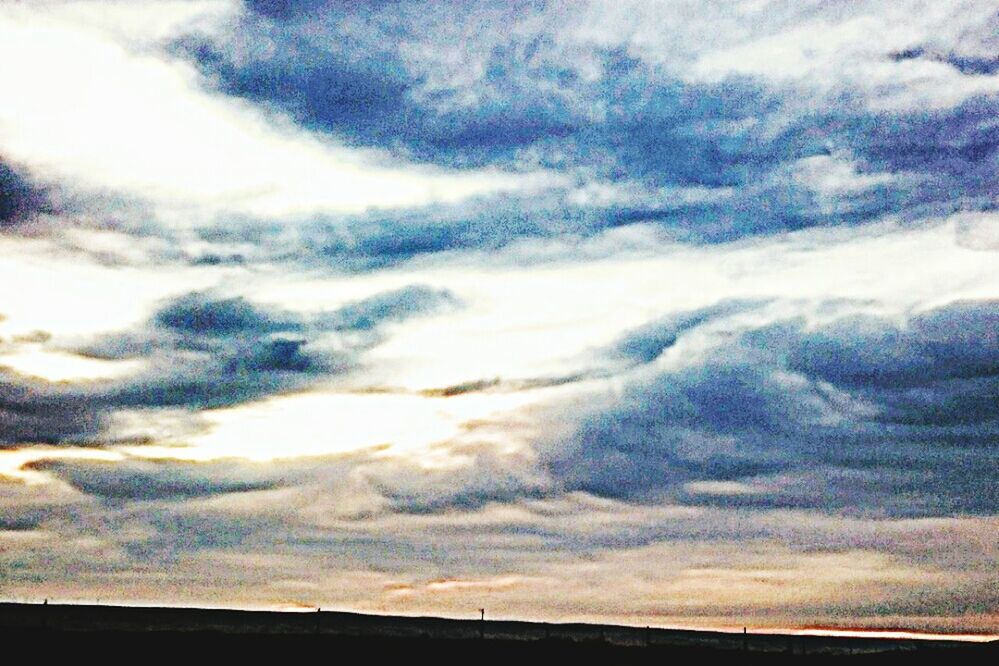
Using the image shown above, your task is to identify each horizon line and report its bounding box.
[4,598,996,643]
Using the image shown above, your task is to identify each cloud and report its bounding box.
[0,285,460,446]
[1,1,988,273]
[0,373,107,445]
[611,300,764,364]
[0,160,50,226]
[0,1,544,222]
[3,0,996,258]
[26,458,279,503]
[892,47,999,77]
[3,471,996,631]
[319,285,459,331]
[0,0,996,633]
[154,293,301,338]
[787,301,999,390]
[545,299,999,516]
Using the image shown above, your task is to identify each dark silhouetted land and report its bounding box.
[1,602,995,664]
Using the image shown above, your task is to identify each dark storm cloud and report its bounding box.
[154,293,301,337]
[546,299,999,517]
[0,372,107,444]
[783,300,999,427]
[176,1,578,169]
[855,95,999,215]
[320,285,458,330]
[612,300,764,364]
[0,160,49,226]
[200,175,856,274]
[164,0,999,264]
[97,284,455,368]
[192,195,586,272]
[243,0,334,20]
[0,285,460,446]
[179,30,826,244]
[891,46,999,76]
[786,305,999,389]
[26,458,278,503]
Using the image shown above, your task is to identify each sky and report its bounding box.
[0,0,997,636]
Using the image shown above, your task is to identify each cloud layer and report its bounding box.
[0,0,996,636]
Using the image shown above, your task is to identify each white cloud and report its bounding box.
[0,1,552,222]
[0,235,217,339]
[568,0,999,111]
[357,219,998,389]
[0,347,145,382]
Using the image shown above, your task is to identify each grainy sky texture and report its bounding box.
[0,0,997,636]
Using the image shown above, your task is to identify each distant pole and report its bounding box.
[479,609,485,639]
[743,626,747,652]
[315,607,321,635]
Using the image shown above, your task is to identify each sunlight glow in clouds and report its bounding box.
[364,221,998,389]
[0,1,550,220]
[0,347,145,382]
[0,236,216,339]
[120,389,545,465]
[0,0,997,637]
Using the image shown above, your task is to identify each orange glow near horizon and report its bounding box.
[1,597,995,642]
